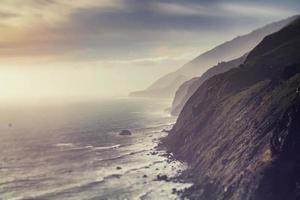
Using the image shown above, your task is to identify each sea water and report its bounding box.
[0,98,191,200]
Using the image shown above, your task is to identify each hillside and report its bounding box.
[130,16,298,99]
[163,17,300,200]
[171,54,247,115]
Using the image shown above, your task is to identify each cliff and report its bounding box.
[171,54,247,116]
[163,17,300,200]
[130,16,298,99]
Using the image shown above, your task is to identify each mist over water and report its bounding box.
[0,98,190,200]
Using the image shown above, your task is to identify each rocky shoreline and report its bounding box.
[161,17,300,200]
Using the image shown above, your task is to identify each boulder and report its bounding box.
[119,130,132,136]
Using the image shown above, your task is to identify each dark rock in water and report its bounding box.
[110,174,122,179]
[116,166,122,170]
[143,175,147,178]
[119,130,132,135]
[157,174,168,181]
[162,129,170,133]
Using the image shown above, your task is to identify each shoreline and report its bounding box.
[156,132,196,200]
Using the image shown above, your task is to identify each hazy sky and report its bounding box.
[0,0,298,102]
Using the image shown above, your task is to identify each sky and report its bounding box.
[0,0,299,102]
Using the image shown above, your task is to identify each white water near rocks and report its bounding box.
[0,98,191,200]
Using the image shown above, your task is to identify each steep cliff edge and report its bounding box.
[163,18,300,200]
[171,54,247,116]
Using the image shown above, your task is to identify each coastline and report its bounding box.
[0,99,193,200]
[158,136,195,200]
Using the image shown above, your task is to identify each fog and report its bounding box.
[0,0,297,104]
[0,63,186,103]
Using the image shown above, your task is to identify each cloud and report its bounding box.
[221,2,297,19]
[94,53,193,68]
[0,0,297,98]
[0,0,297,65]
[0,0,124,26]
[152,1,297,19]
[153,2,214,16]
[0,11,19,19]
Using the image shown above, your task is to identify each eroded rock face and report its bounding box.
[163,18,300,200]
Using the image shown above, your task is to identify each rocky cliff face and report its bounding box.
[171,54,247,116]
[130,16,298,99]
[163,18,300,200]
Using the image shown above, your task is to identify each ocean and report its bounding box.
[0,98,190,200]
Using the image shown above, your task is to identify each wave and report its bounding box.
[92,144,121,150]
[12,179,106,200]
[94,149,147,163]
[54,143,121,151]
[54,143,74,147]
[17,171,132,200]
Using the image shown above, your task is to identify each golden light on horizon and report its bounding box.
[0,0,297,102]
